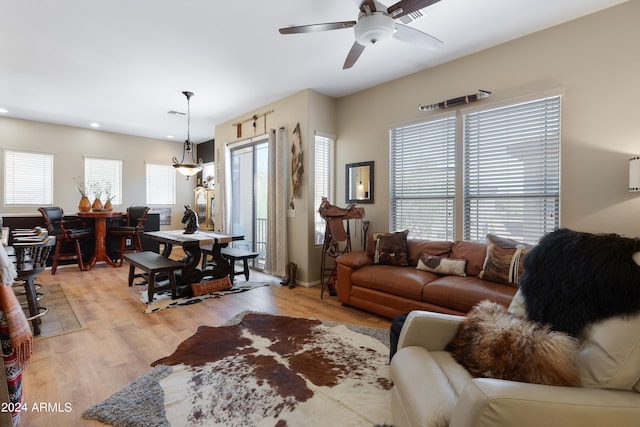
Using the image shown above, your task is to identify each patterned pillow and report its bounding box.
[416,254,466,276]
[374,230,409,266]
[479,234,531,286]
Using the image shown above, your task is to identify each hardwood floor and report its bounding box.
[20,259,391,427]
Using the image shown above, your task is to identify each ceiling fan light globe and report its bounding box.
[354,13,395,46]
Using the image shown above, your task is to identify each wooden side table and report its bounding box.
[77,211,123,270]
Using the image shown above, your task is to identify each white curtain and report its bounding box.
[220,145,231,233]
[264,127,288,277]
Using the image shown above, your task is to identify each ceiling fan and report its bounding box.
[279,0,443,69]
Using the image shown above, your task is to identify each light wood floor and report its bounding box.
[20,258,391,427]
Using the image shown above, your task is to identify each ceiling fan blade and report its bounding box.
[279,21,356,34]
[343,41,366,69]
[387,0,440,19]
[393,23,443,50]
[353,0,378,13]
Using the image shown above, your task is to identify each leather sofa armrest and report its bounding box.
[397,310,463,352]
[451,378,640,427]
[335,251,373,269]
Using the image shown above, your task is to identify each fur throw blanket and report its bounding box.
[518,228,640,336]
[446,301,580,386]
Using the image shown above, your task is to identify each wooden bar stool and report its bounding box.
[11,236,56,335]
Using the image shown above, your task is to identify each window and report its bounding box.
[84,156,122,204]
[4,148,54,205]
[464,97,560,242]
[390,116,456,241]
[314,133,336,245]
[146,163,175,205]
[389,95,561,244]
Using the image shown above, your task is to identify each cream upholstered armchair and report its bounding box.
[390,302,640,427]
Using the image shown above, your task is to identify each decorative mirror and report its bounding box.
[346,161,374,204]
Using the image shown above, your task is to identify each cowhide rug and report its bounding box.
[83,312,393,427]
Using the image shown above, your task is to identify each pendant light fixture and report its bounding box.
[173,90,203,179]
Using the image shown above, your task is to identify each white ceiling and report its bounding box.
[0,0,627,143]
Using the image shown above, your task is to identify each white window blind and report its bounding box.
[314,133,335,245]
[463,96,560,243]
[84,156,122,204]
[4,148,53,205]
[146,163,176,205]
[390,116,456,240]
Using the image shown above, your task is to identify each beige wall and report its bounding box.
[214,89,338,285]
[336,0,640,239]
[0,116,195,227]
[3,1,638,285]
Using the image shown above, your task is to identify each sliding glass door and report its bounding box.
[229,139,268,269]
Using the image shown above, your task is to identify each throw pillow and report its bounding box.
[374,230,409,266]
[446,300,580,387]
[416,254,466,276]
[191,276,232,297]
[478,234,530,286]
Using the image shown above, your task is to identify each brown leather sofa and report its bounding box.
[336,237,518,319]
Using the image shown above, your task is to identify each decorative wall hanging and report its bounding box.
[231,109,274,138]
[419,89,492,111]
[289,123,303,209]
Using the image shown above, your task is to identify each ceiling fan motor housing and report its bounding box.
[355,12,395,46]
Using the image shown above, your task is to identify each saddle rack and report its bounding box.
[318,198,365,298]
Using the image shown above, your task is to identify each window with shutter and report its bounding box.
[3,148,54,205]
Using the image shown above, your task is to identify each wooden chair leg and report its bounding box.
[148,273,156,302]
[23,278,41,335]
[74,239,85,271]
[168,270,177,300]
[128,264,135,287]
[117,237,127,267]
[243,259,250,281]
[51,242,62,275]
[134,235,143,252]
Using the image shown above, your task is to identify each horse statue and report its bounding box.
[182,205,198,234]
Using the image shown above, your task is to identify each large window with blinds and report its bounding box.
[314,133,336,245]
[4,148,54,205]
[464,97,560,242]
[390,116,456,241]
[84,156,122,205]
[146,163,176,205]
[389,95,560,244]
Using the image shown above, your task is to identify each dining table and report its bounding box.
[143,229,244,285]
[77,210,124,270]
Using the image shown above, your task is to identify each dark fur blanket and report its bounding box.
[519,228,640,336]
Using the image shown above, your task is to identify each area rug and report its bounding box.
[83,312,393,427]
[140,281,270,313]
[27,283,85,339]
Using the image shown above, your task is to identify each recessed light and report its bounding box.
[0,108,8,114]
[90,122,101,128]
[167,135,175,139]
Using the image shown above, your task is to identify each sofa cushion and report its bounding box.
[352,265,437,300]
[478,234,531,286]
[417,254,466,277]
[421,276,517,313]
[407,239,453,266]
[450,241,487,277]
[576,312,640,391]
[374,230,409,266]
[446,301,580,386]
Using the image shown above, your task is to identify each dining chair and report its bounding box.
[37,207,92,274]
[110,206,150,266]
